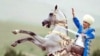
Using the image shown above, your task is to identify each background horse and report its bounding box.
[11,5,71,56]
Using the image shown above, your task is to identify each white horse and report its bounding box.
[11,5,72,56]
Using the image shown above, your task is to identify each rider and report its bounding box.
[72,8,95,56]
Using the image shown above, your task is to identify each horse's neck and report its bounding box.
[52,24,67,35]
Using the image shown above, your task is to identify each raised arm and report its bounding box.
[72,8,82,29]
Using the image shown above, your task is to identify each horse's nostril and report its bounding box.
[49,13,53,16]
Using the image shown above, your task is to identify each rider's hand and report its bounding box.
[81,33,86,38]
[72,8,75,18]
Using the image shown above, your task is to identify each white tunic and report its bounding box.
[75,35,84,48]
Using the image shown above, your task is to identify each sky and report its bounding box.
[0,0,100,28]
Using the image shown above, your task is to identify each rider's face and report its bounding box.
[83,21,90,29]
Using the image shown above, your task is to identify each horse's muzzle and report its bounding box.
[42,20,51,28]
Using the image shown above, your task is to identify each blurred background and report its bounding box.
[0,0,100,56]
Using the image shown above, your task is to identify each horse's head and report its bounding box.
[42,5,67,28]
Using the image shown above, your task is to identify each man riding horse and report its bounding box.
[42,7,95,56]
[11,5,95,56]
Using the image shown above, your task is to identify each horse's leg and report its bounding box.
[12,29,36,36]
[12,29,46,44]
[11,37,34,47]
[11,37,46,51]
[31,38,46,51]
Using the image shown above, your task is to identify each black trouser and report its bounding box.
[71,44,84,55]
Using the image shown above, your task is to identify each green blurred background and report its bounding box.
[0,0,100,56]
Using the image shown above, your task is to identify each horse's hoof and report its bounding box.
[11,43,17,47]
[12,30,19,34]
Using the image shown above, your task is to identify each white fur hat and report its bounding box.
[83,14,95,25]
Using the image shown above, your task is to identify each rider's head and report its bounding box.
[82,14,95,29]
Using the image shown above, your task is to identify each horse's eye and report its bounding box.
[49,13,53,16]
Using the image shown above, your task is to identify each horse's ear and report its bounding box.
[55,5,58,10]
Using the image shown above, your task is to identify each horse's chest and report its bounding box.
[45,33,61,43]
[44,33,62,53]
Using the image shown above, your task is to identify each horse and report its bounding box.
[11,5,72,56]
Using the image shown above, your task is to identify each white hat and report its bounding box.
[83,14,95,25]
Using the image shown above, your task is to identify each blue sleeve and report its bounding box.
[73,17,83,33]
[73,17,82,29]
[85,28,95,39]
